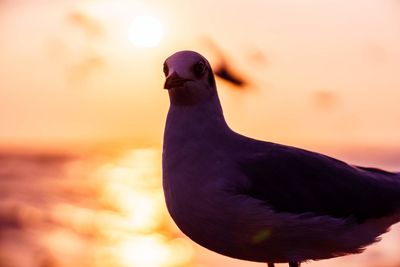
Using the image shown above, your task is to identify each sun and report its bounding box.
[128,15,165,48]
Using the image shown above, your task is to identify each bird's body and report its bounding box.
[162,51,400,266]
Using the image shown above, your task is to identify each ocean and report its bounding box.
[0,148,399,267]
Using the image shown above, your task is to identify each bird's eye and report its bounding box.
[193,61,206,77]
[163,64,169,76]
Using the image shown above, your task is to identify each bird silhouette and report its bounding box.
[162,50,400,267]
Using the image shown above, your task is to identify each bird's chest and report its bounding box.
[162,144,238,236]
[163,174,241,254]
[162,156,272,260]
[162,144,225,213]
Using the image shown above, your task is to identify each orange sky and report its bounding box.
[1,0,400,151]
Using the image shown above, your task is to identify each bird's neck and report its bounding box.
[164,94,230,142]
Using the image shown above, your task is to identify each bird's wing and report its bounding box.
[238,145,400,222]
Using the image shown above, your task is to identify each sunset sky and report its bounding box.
[1,0,400,151]
[2,2,400,267]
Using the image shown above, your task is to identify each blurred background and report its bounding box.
[1,0,400,266]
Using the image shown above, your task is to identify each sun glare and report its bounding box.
[128,15,164,48]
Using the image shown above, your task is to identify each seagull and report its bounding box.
[161,50,400,267]
[204,38,248,87]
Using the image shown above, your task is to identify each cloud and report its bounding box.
[43,10,107,85]
[247,48,269,67]
[67,55,105,84]
[66,11,104,39]
[312,90,338,110]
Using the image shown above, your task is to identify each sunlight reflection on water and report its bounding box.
[0,148,193,267]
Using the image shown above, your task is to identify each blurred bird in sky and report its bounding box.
[161,50,400,267]
[66,11,104,39]
[63,11,106,84]
[204,38,249,88]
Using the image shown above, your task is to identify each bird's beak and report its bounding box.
[164,72,191,90]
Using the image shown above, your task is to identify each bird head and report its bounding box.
[163,50,217,106]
